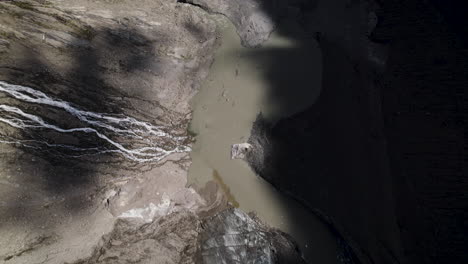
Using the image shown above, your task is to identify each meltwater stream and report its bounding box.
[0,81,190,162]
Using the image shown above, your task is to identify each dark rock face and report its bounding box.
[373,1,468,263]
[74,208,306,264]
[198,208,306,264]
[247,0,467,264]
[247,1,401,263]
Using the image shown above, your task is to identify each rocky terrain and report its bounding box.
[0,0,306,263]
[1,0,465,263]
[74,208,306,264]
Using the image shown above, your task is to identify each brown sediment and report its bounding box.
[212,169,239,208]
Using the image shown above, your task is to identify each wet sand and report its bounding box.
[188,17,342,263]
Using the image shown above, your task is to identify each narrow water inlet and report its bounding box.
[188,17,343,263]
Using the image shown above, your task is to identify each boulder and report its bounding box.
[231,143,253,159]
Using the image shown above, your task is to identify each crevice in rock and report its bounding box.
[177,0,205,10]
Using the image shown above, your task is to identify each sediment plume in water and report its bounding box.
[212,169,240,208]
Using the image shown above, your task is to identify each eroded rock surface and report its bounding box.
[184,0,277,47]
[74,208,306,264]
[73,210,202,264]
[0,0,219,263]
[198,208,306,264]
